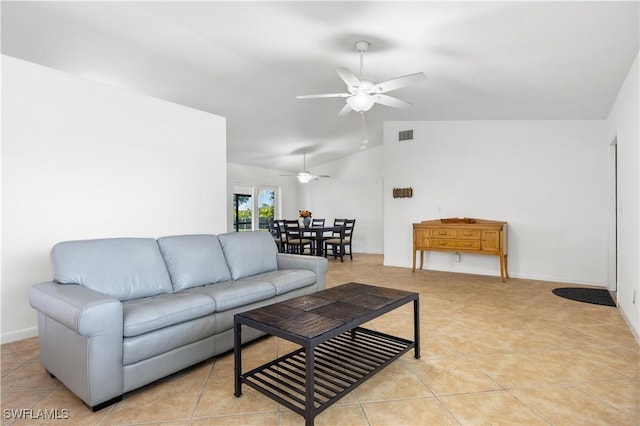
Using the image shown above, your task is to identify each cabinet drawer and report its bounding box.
[455,229,480,239]
[430,229,455,238]
[431,239,481,250]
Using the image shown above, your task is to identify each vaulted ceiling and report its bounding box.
[2,1,638,172]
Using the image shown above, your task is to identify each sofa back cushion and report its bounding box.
[217,231,278,280]
[51,238,173,301]
[157,234,232,292]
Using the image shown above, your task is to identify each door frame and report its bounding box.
[607,137,618,292]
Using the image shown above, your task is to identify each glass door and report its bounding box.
[233,193,252,232]
[257,188,276,230]
[233,186,279,232]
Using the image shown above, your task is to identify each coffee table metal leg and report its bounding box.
[234,322,242,396]
[413,299,421,359]
[305,346,315,426]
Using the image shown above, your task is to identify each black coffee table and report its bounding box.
[234,282,420,426]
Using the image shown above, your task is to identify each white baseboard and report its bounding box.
[389,261,606,287]
[1,326,38,344]
[618,305,640,345]
[507,272,606,287]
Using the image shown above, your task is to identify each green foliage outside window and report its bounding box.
[258,203,274,230]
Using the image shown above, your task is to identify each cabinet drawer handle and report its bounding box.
[438,242,448,246]
[437,231,447,235]
[463,232,472,236]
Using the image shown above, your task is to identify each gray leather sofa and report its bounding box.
[29,231,328,411]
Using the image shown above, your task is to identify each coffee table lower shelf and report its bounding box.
[238,327,414,418]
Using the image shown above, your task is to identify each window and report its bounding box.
[232,186,279,232]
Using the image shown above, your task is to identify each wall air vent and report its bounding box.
[398,129,414,141]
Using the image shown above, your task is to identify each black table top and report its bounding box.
[235,282,418,341]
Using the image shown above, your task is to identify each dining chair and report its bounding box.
[275,219,288,253]
[323,219,355,262]
[326,218,346,240]
[311,218,325,226]
[304,218,326,240]
[266,219,283,252]
[331,219,346,234]
[342,219,356,260]
[283,220,314,255]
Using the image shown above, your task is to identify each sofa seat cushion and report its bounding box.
[184,280,276,313]
[217,231,278,280]
[51,238,173,301]
[123,315,216,365]
[123,293,215,337]
[237,270,316,296]
[157,234,232,292]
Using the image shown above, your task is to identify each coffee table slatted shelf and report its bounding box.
[241,327,414,415]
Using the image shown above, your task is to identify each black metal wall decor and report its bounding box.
[393,187,413,198]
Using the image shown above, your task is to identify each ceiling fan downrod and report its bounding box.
[355,41,370,76]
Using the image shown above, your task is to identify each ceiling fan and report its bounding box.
[280,153,331,183]
[296,41,426,116]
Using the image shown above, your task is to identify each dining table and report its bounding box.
[300,225,344,257]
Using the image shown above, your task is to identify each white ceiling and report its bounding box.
[2,1,638,172]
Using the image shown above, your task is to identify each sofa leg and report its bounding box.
[91,395,123,412]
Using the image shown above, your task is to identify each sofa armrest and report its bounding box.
[30,281,125,409]
[29,281,123,336]
[276,253,328,290]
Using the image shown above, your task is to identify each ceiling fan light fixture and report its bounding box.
[297,172,313,184]
[347,93,375,112]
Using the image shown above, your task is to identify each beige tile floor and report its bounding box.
[2,254,639,425]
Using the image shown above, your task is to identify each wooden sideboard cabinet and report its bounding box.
[412,218,508,282]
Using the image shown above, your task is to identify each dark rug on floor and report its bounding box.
[552,287,616,307]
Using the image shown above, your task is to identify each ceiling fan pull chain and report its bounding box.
[360,111,367,135]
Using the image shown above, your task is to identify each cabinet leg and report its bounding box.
[504,254,509,279]
[499,253,509,282]
[419,251,424,270]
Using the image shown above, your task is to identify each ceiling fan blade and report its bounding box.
[296,93,350,99]
[316,175,331,178]
[372,72,426,93]
[336,67,360,90]
[374,94,412,109]
[338,103,353,116]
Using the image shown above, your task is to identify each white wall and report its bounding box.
[1,56,228,343]
[300,147,384,254]
[226,162,300,231]
[607,53,639,337]
[383,120,609,285]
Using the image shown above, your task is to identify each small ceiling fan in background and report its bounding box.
[296,40,426,116]
[280,153,331,183]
